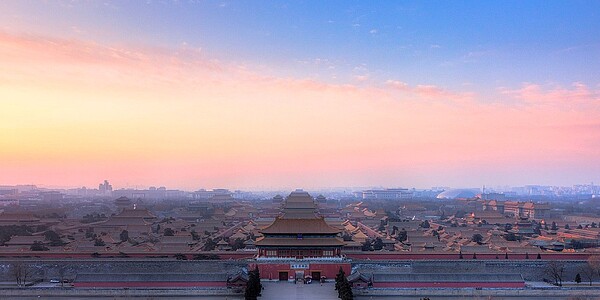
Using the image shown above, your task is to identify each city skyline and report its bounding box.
[1,1,599,190]
[2,181,600,195]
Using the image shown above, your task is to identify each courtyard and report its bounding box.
[261,281,338,300]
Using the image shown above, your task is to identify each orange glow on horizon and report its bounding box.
[1,31,599,189]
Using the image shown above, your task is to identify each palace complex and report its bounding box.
[254,190,350,281]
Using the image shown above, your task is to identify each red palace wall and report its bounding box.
[0,251,592,261]
[374,282,525,288]
[344,252,591,261]
[252,262,351,281]
[73,281,227,288]
[0,251,256,260]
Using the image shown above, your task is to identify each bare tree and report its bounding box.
[545,261,565,286]
[588,255,600,277]
[579,264,595,286]
[12,262,23,287]
[11,262,32,287]
[58,265,66,287]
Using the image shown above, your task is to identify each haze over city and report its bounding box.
[1,1,599,190]
[4,2,600,300]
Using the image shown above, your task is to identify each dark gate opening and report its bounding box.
[279,271,288,281]
[311,271,321,280]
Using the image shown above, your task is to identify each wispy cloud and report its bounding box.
[461,50,490,63]
[0,30,220,87]
[354,75,369,82]
[1,31,599,188]
[384,80,473,104]
[499,82,600,108]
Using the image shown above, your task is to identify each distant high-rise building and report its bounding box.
[99,180,113,193]
[193,188,232,200]
[357,188,413,200]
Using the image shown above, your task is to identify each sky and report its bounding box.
[0,1,599,190]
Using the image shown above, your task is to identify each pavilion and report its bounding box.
[254,190,350,281]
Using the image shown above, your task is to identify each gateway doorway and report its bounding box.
[311,271,321,280]
[278,272,288,281]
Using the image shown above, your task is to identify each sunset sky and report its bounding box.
[1,1,599,190]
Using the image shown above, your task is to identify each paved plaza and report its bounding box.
[261,281,338,300]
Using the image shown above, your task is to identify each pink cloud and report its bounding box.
[0,30,223,88]
[0,31,477,106]
[1,30,599,189]
[385,79,473,104]
[385,79,409,91]
[499,82,600,108]
[354,75,370,82]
